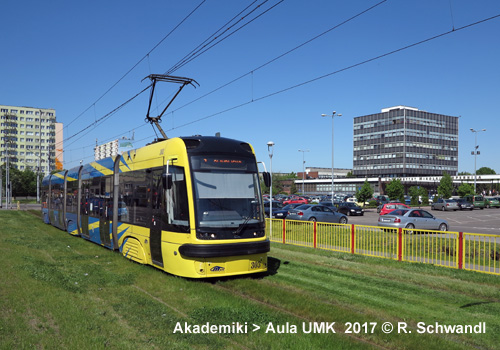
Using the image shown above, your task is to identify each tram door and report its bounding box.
[150,169,164,267]
[99,176,112,247]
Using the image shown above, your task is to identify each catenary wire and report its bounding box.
[60,1,206,131]
[164,13,500,132]
[166,0,387,115]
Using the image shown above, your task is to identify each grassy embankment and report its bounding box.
[0,211,499,349]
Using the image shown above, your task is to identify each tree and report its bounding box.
[437,172,453,199]
[408,186,420,206]
[355,180,374,207]
[5,167,39,197]
[385,179,405,203]
[346,171,356,178]
[476,167,496,175]
[457,183,474,197]
[418,187,429,206]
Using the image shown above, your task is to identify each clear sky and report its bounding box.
[2,0,500,174]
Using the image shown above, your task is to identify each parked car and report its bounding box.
[455,198,474,211]
[375,195,390,206]
[463,195,486,209]
[337,202,364,216]
[319,201,341,210]
[282,196,308,205]
[379,203,410,215]
[287,204,348,224]
[485,197,500,208]
[310,196,322,204]
[263,201,284,217]
[377,208,448,232]
[273,203,303,219]
[431,198,459,211]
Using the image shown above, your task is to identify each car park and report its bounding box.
[377,208,448,232]
[282,196,308,205]
[431,198,459,211]
[455,198,474,210]
[379,203,410,215]
[337,202,364,216]
[375,195,390,206]
[486,197,500,208]
[463,195,486,209]
[263,200,284,217]
[273,203,303,219]
[319,201,341,210]
[287,204,348,224]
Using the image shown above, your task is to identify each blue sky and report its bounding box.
[2,0,500,174]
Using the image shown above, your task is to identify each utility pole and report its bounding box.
[0,163,3,208]
[5,113,10,209]
[37,110,42,203]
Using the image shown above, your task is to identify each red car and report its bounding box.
[379,203,410,215]
[283,196,308,205]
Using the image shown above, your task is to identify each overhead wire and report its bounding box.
[59,0,206,130]
[165,0,285,75]
[166,0,387,115]
[60,0,284,163]
[164,13,500,133]
[165,0,262,75]
[61,7,500,170]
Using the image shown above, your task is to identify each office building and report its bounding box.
[353,106,458,177]
[0,104,59,174]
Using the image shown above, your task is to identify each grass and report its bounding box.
[1,210,499,349]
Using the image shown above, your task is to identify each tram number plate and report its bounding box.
[250,260,262,270]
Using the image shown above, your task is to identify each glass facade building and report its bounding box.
[353,106,458,177]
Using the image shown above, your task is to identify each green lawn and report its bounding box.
[1,211,499,349]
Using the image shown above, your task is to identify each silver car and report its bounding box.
[431,198,459,211]
[287,204,348,224]
[377,208,448,232]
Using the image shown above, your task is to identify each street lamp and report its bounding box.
[321,111,342,203]
[298,149,309,195]
[267,141,274,238]
[470,128,486,194]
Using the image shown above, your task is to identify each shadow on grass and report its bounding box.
[460,301,497,308]
[197,256,283,284]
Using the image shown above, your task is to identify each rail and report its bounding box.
[266,218,500,276]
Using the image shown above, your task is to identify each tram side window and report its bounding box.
[165,166,189,233]
[119,169,149,226]
[41,188,48,208]
[51,183,63,210]
[66,180,78,214]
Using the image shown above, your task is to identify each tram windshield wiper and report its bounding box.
[233,216,252,236]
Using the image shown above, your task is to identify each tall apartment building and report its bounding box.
[0,104,59,174]
[353,106,458,177]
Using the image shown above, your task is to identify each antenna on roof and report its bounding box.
[143,74,199,140]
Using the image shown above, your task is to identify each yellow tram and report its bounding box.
[42,136,270,278]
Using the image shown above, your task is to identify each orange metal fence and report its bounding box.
[266,218,500,276]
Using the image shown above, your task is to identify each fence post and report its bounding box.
[282,219,286,244]
[351,224,355,254]
[398,228,403,261]
[458,232,463,270]
[313,221,317,249]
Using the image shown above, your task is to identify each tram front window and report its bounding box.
[190,156,265,239]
